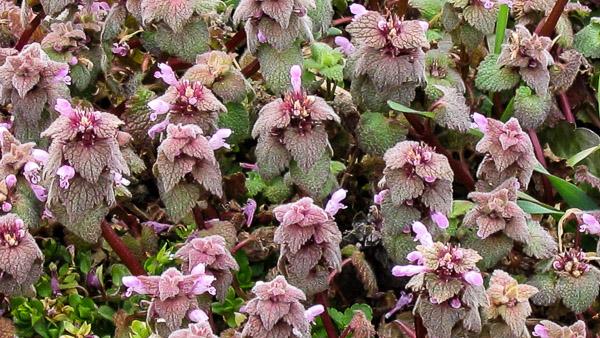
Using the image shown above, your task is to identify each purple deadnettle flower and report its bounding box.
[187,309,208,323]
[122,264,216,330]
[449,298,461,309]
[532,320,586,338]
[334,36,355,56]
[391,264,428,277]
[147,117,170,139]
[373,189,388,205]
[580,213,600,235]
[471,113,488,132]
[208,128,232,150]
[349,4,367,19]
[29,184,47,202]
[142,221,172,233]
[242,199,257,227]
[463,270,484,286]
[412,221,433,247]
[384,291,413,319]
[325,188,347,216]
[304,304,324,322]
[430,211,449,229]
[1,202,11,212]
[23,161,41,184]
[532,324,550,338]
[257,30,267,43]
[154,63,178,86]
[4,174,16,189]
[56,165,75,189]
[111,42,130,56]
[32,149,49,165]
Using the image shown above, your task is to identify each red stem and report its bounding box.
[393,320,417,338]
[230,237,254,254]
[535,0,568,37]
[15,10,45,51]
[101,220,146,276]
[527,129,554,202]
[558,92,575,124]
[241,59,260,77]
[338,326,351,338]
[332,17,352,26]
[404,114,476,190]
[225,30,247,52]
[414,314,427,338]
[315,292,338,338]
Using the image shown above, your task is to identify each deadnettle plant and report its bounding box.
[123,265,216,332]
[233,0,315,53]
[463,178,530,242]
[380,140,454,214]
[346,6,429,110]
[273,196,342,296]
[497,25,554,95]
[443,0,501,37]
[474,116,535,190]
[126,0,220,33]
[174,235,239,301]
[0,43,70,141]
[41,99,129,242]
[153,124,225,207]
[251,65,340,178]
[551,248,600,314]
[241,275,311,338]
[41,22,87,56]
[0,130,50,209]
[0,213,44,296]
[392,223,487,338]
[484,270,538,337]
[183,51,249,103]
[533,320,586,338]
[168,321,218,338]
[149,63,227,135]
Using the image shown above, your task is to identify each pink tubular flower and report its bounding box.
[56,165,75,189]
[53,66,71,85]
[391,264,427,277]
[384,291,413,319]
[304,304,324,322]
[430,211,449,229]
[463,271,484,286]
[412,221,433,247]
[290,65,302,94]
[54,98,76,118]
[187,309,208,323]
[4,175,16,189]
[148,98,171,121]
[325,188,347,216]
[111,42,129,56]
[242,199,257,227]
[406,250,423,263]
[257,30,267,43]
[334,36,355,56]
[32,149,49,165]
[373,189,388,205]
[240,162,258,170]
[112,172,130,187]
[2,202,11,212]
[349,4,367,19]
[29,184,47,202]
[23,161,40,184]
[532,324,549,338]
[208,128,232,150]
[471,113,488,132]
[122,276,147,297]
[147,116,170,139]
[580,213,600,235]
[142,221,172,233]
[450,298,462,309]
[154,63,178,86]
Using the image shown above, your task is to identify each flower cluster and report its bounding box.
[346,5,429,110]
[392,222,487,337]
[149,63,227,136]
[273,197,342,296]
[380,141,454,214]
[153,124,225,197]
[497,25,554,95]
[251,65,340,178]
[0,130,50,206]
[174,235,239,301]
[552,248,590,278]
[485,270,538,337]
[241,275,310,338]
[233,0,315,53]
[474,116,535,190]
[0,43,70,139]
[0,213,44,296]
[123,265,216,331]
[41,99,129,242]
[464,178,529,242]
[183,51,249,103]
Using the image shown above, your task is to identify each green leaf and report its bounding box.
[388,100,435,118]
[517,200,564,215]
[567,145,600,167]
[451,200,474,217]
[98,305,115,322]
[546,175,598,210]
[494,4,510,54]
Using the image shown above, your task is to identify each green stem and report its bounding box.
[500,97,515,122]
[494,4,510,54]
